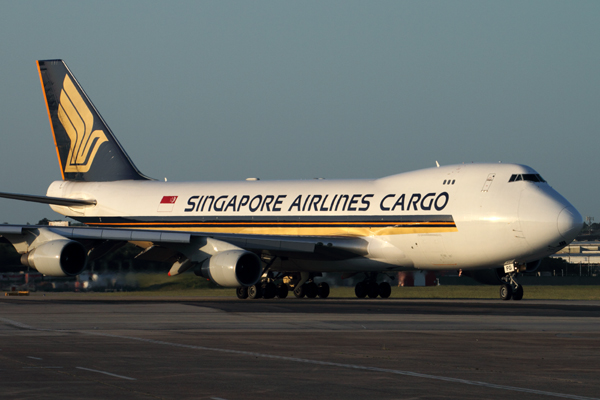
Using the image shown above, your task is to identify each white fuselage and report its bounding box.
[46,163,583,273]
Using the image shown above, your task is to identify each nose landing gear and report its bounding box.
[500,262,525,301]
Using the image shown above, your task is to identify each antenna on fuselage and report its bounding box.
[435,161,440,168]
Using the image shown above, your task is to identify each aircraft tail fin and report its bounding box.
[37,59,151,182]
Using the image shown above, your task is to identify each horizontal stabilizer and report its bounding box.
[0,191,96,207]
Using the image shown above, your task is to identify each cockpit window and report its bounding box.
[522,174,538,181]
[508,174,547,183]
[536,174,546,183]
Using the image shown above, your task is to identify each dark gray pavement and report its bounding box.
[1,295,599,400]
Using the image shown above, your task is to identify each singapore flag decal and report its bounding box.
[157,196,178,212]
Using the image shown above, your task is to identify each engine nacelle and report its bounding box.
[525,260,541,273]
[198,250,261,287]
[21,239,87,277]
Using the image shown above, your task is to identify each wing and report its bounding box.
[0,224,368,285]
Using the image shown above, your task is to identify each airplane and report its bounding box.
[0,59,584,301]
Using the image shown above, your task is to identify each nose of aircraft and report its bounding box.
[557,205,584,242]
[518,186,583,255]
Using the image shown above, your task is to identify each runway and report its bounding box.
[1,295,599,400]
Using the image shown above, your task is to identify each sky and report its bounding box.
[0,1,598,224]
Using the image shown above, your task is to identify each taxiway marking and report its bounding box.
[85,330,600,400]
[76,367,136,381]
[2,316,597,400]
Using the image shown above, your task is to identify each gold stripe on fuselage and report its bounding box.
[84,225,458,236]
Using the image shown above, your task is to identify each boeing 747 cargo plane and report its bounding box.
[0,60,583,300]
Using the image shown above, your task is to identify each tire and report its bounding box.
[317,282,330,299]
[248,284,263,299]
[499,284,512,301]
[293,284,305,298]
[378,282,391,299]
[367,281,379,298]
[263,282,277,299]
[277,283,289,299]
[305,282,318,298]
[236,286,248,300]
[355,282,367,298]
[512,285,524,301]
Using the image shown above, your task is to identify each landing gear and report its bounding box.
[355,281,367,298]
[238,255,283,300]
[236,286,248,300]
[238,280,289,300]
[378,282,391,299]
[317,282,330,299]
[293,284,305,298]
[500,262,524,301]
[500,284,512,301]
[276,283,289,298]
[512,284,524,301]
[286,272,330,300]
[292,280,329,299]
[305,282,318,298]
[367,281,379,298]
[262,281,277,299]
[354,274,393,299]
[248,284,262,299]
[234,270,329,300]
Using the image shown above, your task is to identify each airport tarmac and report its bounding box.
[1,295,599,400]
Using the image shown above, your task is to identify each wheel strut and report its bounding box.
[501,262,524,301]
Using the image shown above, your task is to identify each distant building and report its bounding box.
[551,241,600,264]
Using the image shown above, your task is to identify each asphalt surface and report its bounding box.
[1,295,599,400]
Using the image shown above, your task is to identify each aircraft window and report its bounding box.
[452,180,455,185]
[522,174,539,182]
[536,174,547,183]
[508,174,547,183]
[443,180,447,184]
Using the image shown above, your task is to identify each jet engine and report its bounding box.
[524,260,541,273]
[197,250,261,287]
[21,239,87,277]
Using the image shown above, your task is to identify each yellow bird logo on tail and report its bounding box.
[57,75,108,173]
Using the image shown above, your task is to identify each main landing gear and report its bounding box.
[288,271,329,299]
[293,281,330,299]
[236,272,330,300]
[354,273,392,299]
[236,281,289,300]
[499,262,524,301]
